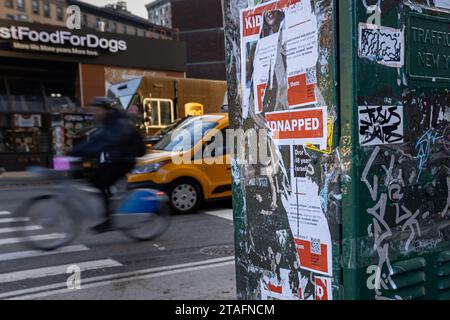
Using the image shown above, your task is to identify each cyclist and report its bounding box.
[72,97,146,232]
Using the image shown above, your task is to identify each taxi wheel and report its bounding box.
[168,179,202,214]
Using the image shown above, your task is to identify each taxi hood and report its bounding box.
[137,150,173,165]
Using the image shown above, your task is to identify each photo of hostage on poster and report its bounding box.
[261,7,285,38]
[240,0,319,117]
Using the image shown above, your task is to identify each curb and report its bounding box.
[0,179,55,189]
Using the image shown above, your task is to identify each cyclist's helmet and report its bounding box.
[89,96,122,110]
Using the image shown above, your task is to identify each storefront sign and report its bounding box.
[0,19,186,72]
[0,25,127,56]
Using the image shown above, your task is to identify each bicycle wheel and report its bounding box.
[15,195,82,251]
[122,204,171,241]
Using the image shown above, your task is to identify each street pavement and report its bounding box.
[0,186,235,300]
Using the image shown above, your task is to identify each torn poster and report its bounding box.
[288,145,333,277]
[260,268,314,300]
[240,0,318,116]
[265,106,328,150]
[260,269,296,300]
[359,105,404,146]
[315,276,333,300]
[358,23,404,68]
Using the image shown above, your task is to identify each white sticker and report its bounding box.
[358,105,404,146]
[358,23,404,68]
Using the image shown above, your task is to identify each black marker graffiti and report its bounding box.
[359,105,404,146]
[359,25,402,65]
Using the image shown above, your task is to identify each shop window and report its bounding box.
[142,98,174,129]
[0,78,8,112]
[8,79,45,113]
[56,6,64,21]
[43,80,76,112]
[46,94,75,112]
[0,114,13,152]
[123,25,128,34]
[43,2,50,18]
[5,0,13,9]
[32,0,39,14]
[82,14,87,27]
[12,114,50,153]
[52,113,94,157]
[16,0,24,12]
[0,114,51,153]
[111,22,117,33]
[6,14,15,20]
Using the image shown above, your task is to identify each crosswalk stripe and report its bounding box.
[0,259,122,284]
[0,257,234,300]
[0,211,11,216]
[202,209,233,221]
[0,233,65,246]
[0,225,42,235]
[0,217,29,224]
[0,245,89,262]
[12,261,236,300]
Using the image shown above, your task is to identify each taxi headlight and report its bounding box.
[131,161,169,174]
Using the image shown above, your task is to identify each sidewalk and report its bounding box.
[0,171,53,188]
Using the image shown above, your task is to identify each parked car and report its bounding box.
[127,114,231,214]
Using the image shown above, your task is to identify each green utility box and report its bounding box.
[225,0,450,300]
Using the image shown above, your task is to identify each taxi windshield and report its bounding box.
[152,118,218,152]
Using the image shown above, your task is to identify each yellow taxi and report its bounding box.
[127,114,231,213]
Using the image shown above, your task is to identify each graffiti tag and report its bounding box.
[359,105,404,146]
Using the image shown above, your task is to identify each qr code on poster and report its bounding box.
[310,238,321,255]
[306,67,317,85]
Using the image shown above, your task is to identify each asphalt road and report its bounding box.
[0,186,235,300]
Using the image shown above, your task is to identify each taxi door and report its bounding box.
[202,128,232,199]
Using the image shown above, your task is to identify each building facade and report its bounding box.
[1,0,178,39]
[146,0,226,80]
[147,0,171,28]
[0,18,186,171]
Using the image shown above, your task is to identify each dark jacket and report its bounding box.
[72,109,142,163]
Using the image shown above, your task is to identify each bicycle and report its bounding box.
[13,158,171,251]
